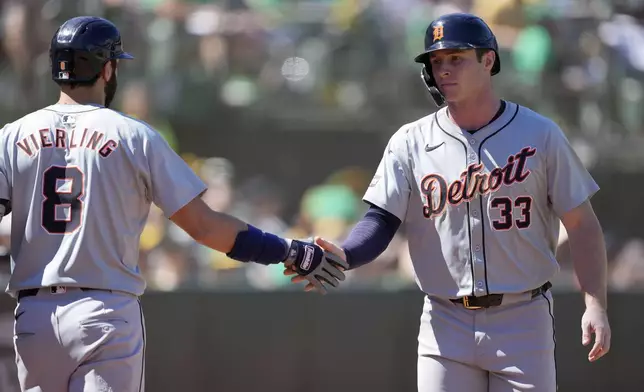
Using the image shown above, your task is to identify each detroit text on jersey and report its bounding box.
[421,146,537,219]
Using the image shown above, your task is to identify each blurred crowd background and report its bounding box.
[0,0,643,293]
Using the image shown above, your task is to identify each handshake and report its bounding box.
[282,237,350,294]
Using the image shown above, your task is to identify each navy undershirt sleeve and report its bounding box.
[342,204,402,269]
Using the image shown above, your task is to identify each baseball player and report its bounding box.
[2,16,347,392]
[287,13,611,391]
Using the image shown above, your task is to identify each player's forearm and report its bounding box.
[567,218,608,310]
[193,208,249,253]
[171,197,288,263]
[342,205,401,268]
[194,209,293,265]
[172,196,317,267]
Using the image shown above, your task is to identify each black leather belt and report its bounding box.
[450,281,552,310]
[17,286,99,300]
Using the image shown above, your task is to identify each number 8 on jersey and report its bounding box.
[42,165,84,235]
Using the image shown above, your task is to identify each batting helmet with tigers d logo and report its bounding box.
[414,13,500,107]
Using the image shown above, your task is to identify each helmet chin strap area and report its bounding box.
[421,65,445,107]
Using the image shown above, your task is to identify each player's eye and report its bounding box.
[450,56,462,64]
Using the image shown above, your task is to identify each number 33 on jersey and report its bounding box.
[363,102,599,298]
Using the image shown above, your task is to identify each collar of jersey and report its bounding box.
[46,103,106,113]
[434,101,519,143]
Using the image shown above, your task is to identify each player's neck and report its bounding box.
[57,90,104,107]
[445,90,501,131]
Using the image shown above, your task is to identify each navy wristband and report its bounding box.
[226,225,289,265]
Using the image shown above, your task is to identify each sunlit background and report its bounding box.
[0,0,643,390]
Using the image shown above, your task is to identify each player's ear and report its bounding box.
[484,51,495,72]
[101,61,115,82]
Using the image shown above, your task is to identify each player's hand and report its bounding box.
[283,237,349,295]
[284,237,349,293]
[581,305,611,362]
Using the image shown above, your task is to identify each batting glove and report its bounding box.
[283,238,350,294]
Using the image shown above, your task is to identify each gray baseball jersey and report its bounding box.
[0,103,207,298]
[364,101,599,298]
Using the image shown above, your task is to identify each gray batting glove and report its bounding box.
[283,238,350,294]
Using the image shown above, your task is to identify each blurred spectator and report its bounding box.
[120,81,179,150]
[609,239,644,291]
[292,184,360,242]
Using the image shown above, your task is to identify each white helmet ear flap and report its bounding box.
[421,65,445,107]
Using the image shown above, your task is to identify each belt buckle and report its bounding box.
[462,296,482,310]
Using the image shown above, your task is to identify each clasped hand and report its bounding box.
[283,237,349,294]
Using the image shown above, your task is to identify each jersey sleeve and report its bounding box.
[142,127,207,218]
[362,132,412,221]
[545,122,599,217]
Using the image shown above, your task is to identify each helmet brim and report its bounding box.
[115,52,134,60]
[414,41,476,63]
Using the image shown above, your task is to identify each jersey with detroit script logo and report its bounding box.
[363,101,598,297]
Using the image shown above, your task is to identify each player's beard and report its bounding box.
[104,73,118,108]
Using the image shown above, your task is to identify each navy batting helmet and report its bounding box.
[414,13,500,107]
[50,16,133,84]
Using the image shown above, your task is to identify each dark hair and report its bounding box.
[475,49,496,75]
[55,77,99,89]
[55,59,116,89]
[475,48,494,63]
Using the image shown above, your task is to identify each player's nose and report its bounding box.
[432,63,451,77]
[437,68,451,79]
